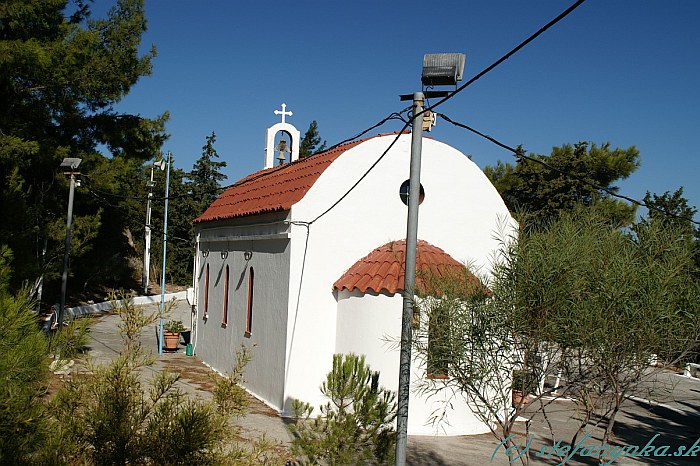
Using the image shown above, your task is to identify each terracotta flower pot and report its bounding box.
[512,390,530,408]
[163,331,180,351]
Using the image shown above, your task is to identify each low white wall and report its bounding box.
[64,291,188,318]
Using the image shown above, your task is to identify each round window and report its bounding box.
[399,180,425,206]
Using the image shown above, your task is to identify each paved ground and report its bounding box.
[72,299,700,465]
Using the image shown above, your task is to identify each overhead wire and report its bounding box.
[83,182,194,243]
[303,0,588,225]
[437,112,700,226]
[308,121,412,225]
[425,0,588,115]
[216,108,411,194]
[69,0,590,229]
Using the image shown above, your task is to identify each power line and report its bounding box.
[426,0,588,114]
[215,109,411,194]
[83,183,194,242]
[308,124,411,225]
[437,112,700,227]
[303,2,588,225]
[80,0,588,225]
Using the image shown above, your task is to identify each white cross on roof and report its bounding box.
[274,103,293,124]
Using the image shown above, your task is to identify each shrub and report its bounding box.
[46,296,284,465]
[289,353,396,465]
[0,289,49,464]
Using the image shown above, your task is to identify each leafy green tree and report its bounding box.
[145,132,229,286]
[415,208,700,463]
[147,161,195,286]
[299,120,327,157]
[484,142,640,228]
[290,353,396,465]
[0,0,168,299]
[638,188,698,245]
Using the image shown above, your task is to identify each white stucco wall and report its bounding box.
[283,133,515,419]
[335,289,489,436]
[335,290,402,389]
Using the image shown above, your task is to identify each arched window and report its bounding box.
[203,263,209,319]
[245,267,254,336]
[222,264,229,326]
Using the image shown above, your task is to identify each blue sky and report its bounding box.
[105,0,700,215]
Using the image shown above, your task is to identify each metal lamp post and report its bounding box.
[395,54,465,466]
[142,162,159,295]
[58,157,82,330]
[157,152,171,355]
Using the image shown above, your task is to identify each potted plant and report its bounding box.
[163,320,186,351]
[511,369,535,407]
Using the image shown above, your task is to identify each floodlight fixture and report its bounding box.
[60,157,82,171]
[421,53,466,87]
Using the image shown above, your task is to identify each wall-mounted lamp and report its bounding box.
[221,250,229,259]
[202,249,209,258]
[244,251,253,261]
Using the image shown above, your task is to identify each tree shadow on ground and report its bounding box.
[612,398,700,466]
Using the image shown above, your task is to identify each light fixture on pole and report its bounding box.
[158,152,171,355]
[58,157,82,330]
[395,53,465,466]
[143,159,164,295]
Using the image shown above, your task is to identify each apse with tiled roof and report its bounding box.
[190,104,516,436]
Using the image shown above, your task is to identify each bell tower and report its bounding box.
[264,103,301,169]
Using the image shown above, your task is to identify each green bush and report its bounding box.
[289,353,396,465]
[46,297,285,465]
[0,289,49,464]
[48,317,92,359]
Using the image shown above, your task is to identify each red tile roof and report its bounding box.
[194,133,400,223]
[333,240,484,296]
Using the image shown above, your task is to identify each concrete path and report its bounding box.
[76,298,700,465]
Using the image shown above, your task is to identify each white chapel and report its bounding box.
[189,104,515,435]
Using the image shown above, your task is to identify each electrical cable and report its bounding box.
[298,1,587,225]
[437,112,700,226]
[83,183,194,242]
[425,0,588,115]
[215,108,411,194]
[308,121,412,225]
[77,0,589,230]
[81,175,148,201]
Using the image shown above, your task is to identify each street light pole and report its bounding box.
[394,53,465,466]
[143,165,157,295]
[158,152,172,355]
[58,157,82,330]
[395,92,424,466]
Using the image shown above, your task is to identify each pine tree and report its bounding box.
[484,142,640,228]
[188,132,228,215]
[289,354,396,465]
[299,121,327,157]
[0,0,168,297]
